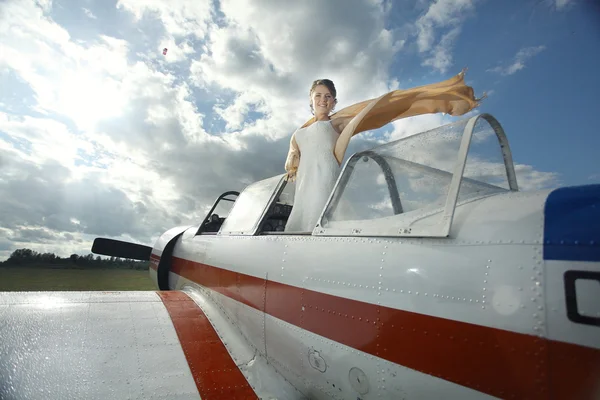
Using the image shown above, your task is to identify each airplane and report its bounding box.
[1,112,599,399]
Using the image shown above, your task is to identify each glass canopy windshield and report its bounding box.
[317,114,517,237]
[219,175,283,235]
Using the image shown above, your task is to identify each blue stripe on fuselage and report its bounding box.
[543,184,600,262]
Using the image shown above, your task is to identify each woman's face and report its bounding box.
[311,85,335,116]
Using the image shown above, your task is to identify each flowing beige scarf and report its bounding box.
[284,69,484,178]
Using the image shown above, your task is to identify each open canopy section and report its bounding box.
[196,191,239,234]
[315,113,518,238]
[219,174,285,235]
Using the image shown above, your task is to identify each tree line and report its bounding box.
[1,248,149,270]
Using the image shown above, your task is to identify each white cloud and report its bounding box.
[513,164,560,191]
[421,27,462,74]
[548,0,576,11]
[116,0,213,39]
[214,91,267,131]
[0,2,133,131]
[0,113,91,170]
[82,8,97,19]
[415,0,476,52]
[487,45,546,76]
[414,0,478,72]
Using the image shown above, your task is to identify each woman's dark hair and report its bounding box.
[309,79,337,114]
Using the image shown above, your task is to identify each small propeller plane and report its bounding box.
[1,113,599,399]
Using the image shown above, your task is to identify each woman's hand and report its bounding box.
[285,168,297,182]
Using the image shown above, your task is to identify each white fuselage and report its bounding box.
[149,188,600,399]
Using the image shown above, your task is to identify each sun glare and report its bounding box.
[57,70,127,130]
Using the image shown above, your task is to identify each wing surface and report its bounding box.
[0,290,258,399]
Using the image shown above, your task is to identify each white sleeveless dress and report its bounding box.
[285,120,341,232]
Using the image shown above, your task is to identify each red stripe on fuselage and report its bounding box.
[156,290,258,400]
[170,256,600,400]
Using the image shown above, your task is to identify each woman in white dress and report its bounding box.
[284,79,351,232]
[283,70,483,232]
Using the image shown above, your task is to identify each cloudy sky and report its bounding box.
[0,0,598,260]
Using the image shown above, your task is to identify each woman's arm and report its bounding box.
[284,132,300,181]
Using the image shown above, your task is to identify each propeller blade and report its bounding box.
[91,238,152,261]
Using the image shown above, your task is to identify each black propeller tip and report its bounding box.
[92,238,152,261]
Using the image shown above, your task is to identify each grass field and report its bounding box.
[0,267,156,291]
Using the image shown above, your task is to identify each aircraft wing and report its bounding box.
[0,290,298,400]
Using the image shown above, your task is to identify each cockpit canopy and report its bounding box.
[317,113,518,237]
